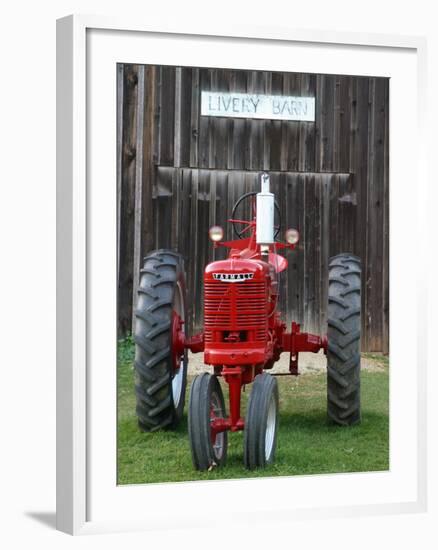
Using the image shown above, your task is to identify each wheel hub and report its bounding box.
[171,311,185,373]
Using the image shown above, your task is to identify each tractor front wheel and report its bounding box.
[244,373,279,469]
[327,253,362,426]
[188,373,228,471]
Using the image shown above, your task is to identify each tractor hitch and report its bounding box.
[172,312,204,371]
[282,321,327,375]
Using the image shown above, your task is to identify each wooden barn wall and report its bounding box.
[117,64,389,353]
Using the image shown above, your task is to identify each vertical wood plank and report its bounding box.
[299,74,316,171]
[132,66,146,332]
[277,172,290,317]
[281,73,300,171]
[349,76,370,350]
[285,173,299,325]
[328,174,340,257]
[195,170,211,330]
[190,169,199,327]
[209,170,218,261]
[247,71,265,171]
[382,79,390,354]
[215,171,229,260]
[141,65,157,257]
[366,77,386,351]
[336,75,352,173]
[155,167,173,250]
[320,174,330,334]
[179,169,190,262]
[228,70,247,169]
[118,64,138,335]
[296,173,306,326]
[178,67,192,167]
[171,167,179,249]
[198,69,211,168]
[173,68,182,168]
[338,173,357,255]
[304,175,317,332]
[316,74,336,172]
[263,72,272,171]
[190,68,200,167]
[333,76,341,171]
[158,66,176,165]
[314,174,322,333]
[182,169,194,328]
[268,72,283,170]
[116,64,124,287]
[212,69,230,169]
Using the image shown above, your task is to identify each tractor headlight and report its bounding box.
[209,225,224,242]
[285,228,300,245]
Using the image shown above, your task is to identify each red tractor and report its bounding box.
[134,173,361,470]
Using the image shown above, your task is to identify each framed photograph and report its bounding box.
[57,15,427,535]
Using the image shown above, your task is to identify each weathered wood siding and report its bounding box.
[117,65,389,352]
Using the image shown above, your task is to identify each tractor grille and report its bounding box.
[204,280,267,343]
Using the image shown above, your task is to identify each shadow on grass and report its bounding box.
[279,410,388,432]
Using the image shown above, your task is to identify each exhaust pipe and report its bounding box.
[256,172,274,249]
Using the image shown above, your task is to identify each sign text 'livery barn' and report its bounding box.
[201,91,315,122]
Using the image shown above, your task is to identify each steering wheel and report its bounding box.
[231,191,281,239]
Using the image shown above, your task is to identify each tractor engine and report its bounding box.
[203,258,277,367]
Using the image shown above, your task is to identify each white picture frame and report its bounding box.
[56,15,428,535]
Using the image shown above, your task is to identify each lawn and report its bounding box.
[118,337,389,484]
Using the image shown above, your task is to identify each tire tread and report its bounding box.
[134,249,187,432]
[327,253,361,426]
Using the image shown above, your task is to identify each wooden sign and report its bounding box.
[201,91,315,121]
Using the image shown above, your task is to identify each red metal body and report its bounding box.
[175,213,327,436]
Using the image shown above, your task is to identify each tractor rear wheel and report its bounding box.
[244,373,279,469]
[327,253,362,426]
[188,373,228,471]
[134,249,188,432]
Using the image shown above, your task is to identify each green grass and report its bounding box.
[118,338,389,484]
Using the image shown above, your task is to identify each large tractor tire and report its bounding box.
[244,373,279,469]
[327,253,362,426]
[188,373,228,471]
[134,249,188,432]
